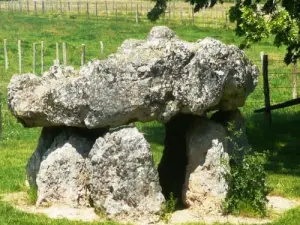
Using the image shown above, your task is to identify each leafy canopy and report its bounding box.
[147,0,300,64]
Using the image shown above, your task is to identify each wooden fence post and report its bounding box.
[180,4,183,25]
[68,1,70,15]
[168,1,171,22]
[4,39,8,71]
[262,54,272,125]
[18,40,22,73]
[173,0,175,17]
[33,42,36,74]
[56,42,59,65]
[60,0,62,16]
[105,0,108,16]
[41,41,44,74]
[215,7,217,27]
[19,0,22,13]
[42,0,45,14]
[63,42,67,66]
[100,41,103,58]
[34,0,37,14]
[191,5,194,25]
[81,44,85,66]
[136,4,139,23]
[86,1,89,19]
[77,2,80,16]
[292,63,298,99]
[203,8,206,27]
[95,1,98,19]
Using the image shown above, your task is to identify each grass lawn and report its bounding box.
[0,13,300,224]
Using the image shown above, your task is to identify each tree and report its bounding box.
[147,0,300,64]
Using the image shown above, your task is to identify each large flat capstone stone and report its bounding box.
[8,26,258,128]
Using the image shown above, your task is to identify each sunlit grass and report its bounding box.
[0,13,300,225]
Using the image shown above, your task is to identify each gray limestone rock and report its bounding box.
[183,118,230,215]
[34,129,95,208]
[88,127,165,223]
[8,26,258,128]
[211,109,251,157]
[26,127,63,188]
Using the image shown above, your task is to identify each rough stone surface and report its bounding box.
[27,127,107,189]
[8,26,258,128]
[211,109,250,157]
[35,129,98,208]
[26,127,63,188]
[88,127,165,223]
[183,118,230,215]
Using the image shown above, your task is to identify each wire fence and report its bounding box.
[0,39,107,76]
[0,0,235,27]
[242,55,300,124]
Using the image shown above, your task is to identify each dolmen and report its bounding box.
[7,26,258,224]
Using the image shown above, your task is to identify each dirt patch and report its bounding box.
[1,192,101,222]
[267,196,299,212]
[169,196,300,225]
[1,192,300,224]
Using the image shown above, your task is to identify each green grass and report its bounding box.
[0,13,300,224]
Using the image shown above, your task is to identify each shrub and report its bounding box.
[223,122,270,217]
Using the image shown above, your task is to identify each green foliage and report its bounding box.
[223,123,270,216]
[160,193,177,223]
[148,0,300,64]
[228,0,300,64]
[238,6,270,49]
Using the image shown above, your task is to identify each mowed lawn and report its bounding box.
[0,13,300,225]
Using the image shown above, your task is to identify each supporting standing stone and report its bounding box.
[26,127,63,188]
[88,127,165,223]
[183,118,229,215]
[27,127,108,207]
[36,133,92,207]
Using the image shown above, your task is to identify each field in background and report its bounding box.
[1,13,300,225]
[0,0,233,28]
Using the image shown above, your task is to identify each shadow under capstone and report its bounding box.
[158,113,199,207]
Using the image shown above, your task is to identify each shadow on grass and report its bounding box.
[138,109,300,179]
[246,110,300,177]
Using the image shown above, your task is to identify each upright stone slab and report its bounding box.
[27,127,107,207]
[26,127,63,188]
[183,118,230,215]
[88,127,165,223]
[36,130,93,207]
